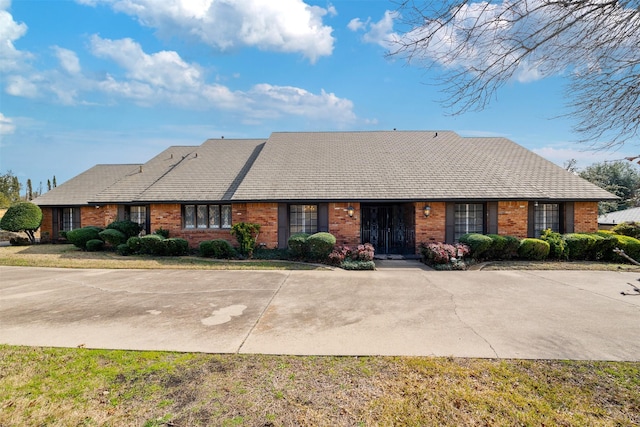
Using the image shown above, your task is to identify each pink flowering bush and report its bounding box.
[328,243,376,269]
[420,242,470,268]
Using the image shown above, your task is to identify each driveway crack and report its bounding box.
[237,271,291,353]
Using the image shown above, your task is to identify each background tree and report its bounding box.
[579,161,640,214]
[26,179,33,201]
[390,0,640,149]
[47,179,51,191]
[0,171,21,208]
[52,176,57,188]
[0,202,43,244]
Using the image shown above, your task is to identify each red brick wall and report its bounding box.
[82,205,117,228]
[40,208,53,237]
[498,201,529,238]
[574,201,599,233]
[414,202,446,251]
[329,202,360,246]
[243,202,279,249]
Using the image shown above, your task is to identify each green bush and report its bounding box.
[611,221,640,239]
[86,239,105,252]
[288,233,310,259]
[116,243,130,256]
[517,238,550,260]
[0,202,43,244]
[485,234,520,260]
[106,220,142,239]
[540,229,567,260]
[339,260,376,270]
[459,233,493,259]
[139,234,166,255]
[98,228,127,247]
[66,226,103,250]
[231,222,261,257]
[126,236,142,253]
[564,233,598,260]
[200,239,236,259]
[154,227,170,238]
[307,232,337,261]
[609,234,640,263]
[164,238,189,256]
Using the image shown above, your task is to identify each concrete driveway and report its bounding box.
[0,264,639,360]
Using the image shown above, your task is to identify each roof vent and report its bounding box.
[221,136,224,139]
[139,165,143,173]
[434,132,438,137]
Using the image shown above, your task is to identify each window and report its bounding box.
[128,205,147,235]
[454,203,484,241]
[534,203,560,237]
[183,204,232,229]
[60,207,80,232]
[290,204,317,234]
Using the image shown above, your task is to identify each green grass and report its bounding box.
[1,346,638,426]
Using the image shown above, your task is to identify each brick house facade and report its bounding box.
[34,131,615,255]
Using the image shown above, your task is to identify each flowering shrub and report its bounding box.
[328,243,376,268]
[420,242,470,266]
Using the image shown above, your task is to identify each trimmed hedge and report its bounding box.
[609,234,640,262]
[86,239,105,252]
[518,238,550,260]
[611,221,640,239]
[98,228,127,247]
[106,220,142,239]
[459,233,493,259]
[139,234,166,255]
[164,238,189,256]
[66,226,103,250]
[116,243,130,256]
[540,229,567,260]
[307,232,337,260]
[200,239,236,259]
[288,233,310,259]
[485,234,520,260]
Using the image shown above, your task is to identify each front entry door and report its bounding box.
[361,204,414,255]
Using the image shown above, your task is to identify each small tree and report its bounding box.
[0,202,43,244]
[231,222,261,258]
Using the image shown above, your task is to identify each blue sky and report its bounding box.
[0,0,635,191]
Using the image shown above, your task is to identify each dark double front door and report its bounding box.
[360,204,415,255]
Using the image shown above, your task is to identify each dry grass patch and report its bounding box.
[0,244,325,270]
[1,346,638,426]
[479,260,640,272]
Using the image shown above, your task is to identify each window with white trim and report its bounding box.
[183,204,232,229]
[60,207,80,232]
[290,204,317,234]
[454,203,484,241]
[534,203,560,237]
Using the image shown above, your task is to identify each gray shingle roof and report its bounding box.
[32,164,141,206]
[33,131,617,206]
[231,131,617,201]
[598,207,640,225]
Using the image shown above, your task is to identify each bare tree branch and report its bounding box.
[388,0,640,150]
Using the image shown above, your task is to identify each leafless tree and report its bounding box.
[389,0,640,150]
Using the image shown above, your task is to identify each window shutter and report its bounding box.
[527,203,535,238]
[318,203,329,232]
[445,202,455,243]
[487,202,498,234]
[278,203,288,249]
[564,202,574,233]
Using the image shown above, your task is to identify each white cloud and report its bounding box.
[0,1,30,72]
[52,46,81,74]
[78,0,336,62]
[350,10,399,49]
[0,112,15,135]
[5,75,39,98]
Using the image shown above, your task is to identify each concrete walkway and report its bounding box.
[0,265,639,360]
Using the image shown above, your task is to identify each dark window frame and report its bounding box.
[183,204,232,229]
[289,204,318,234]
[453,202,485,242]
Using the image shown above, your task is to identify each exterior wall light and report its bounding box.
[347,205,355,218]
[424,205,431,217]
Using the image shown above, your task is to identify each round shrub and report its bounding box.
[459,233,493,259]
[139,234,165,255]
[86,239,105,252]
[611,221,640,239]
[106,220,142,239]
[116,243,130,256]
[126,236,142,254]
[98,228,127,247]
[66,226,103,250]
[164,238,189,256]
[0,202,42,244]
[517,238,550,260]
[288,233,310,259]
[609,234,640,263]
[307,232,337,261]
[200,239,236,259]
